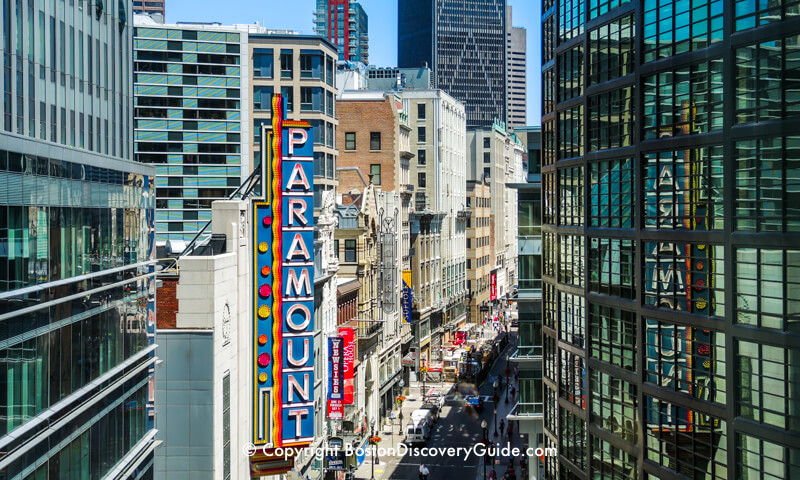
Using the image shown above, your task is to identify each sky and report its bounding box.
[166,0,542,126]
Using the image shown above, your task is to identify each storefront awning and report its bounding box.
[337,279,361,296]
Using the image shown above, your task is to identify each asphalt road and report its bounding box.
[382,337,518,480]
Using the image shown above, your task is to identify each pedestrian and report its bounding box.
[419,462,430,480]
[510,386,516,400]
[499,419,505,436]
[507,421,513,439]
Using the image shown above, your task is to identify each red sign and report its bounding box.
[339,327,356,404]
[327,399,344,419]
[490,272,497,301]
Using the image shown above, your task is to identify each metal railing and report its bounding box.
[180,167,262,257]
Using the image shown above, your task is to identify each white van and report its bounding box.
[410,408,434,429]
[404,419,430,446]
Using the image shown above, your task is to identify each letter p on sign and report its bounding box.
[288,128,308,156]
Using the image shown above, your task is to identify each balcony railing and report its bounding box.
[509,401,544,417]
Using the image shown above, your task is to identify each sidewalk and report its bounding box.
[475,332,527,480]
[351,380,459,480]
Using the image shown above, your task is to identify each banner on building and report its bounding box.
[327,337,345,419]
[251,94,315,452]
[339,326,356,404]
[401,270,412,323]
[490,271,497,301]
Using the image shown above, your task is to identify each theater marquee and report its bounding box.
[252,95,315,453]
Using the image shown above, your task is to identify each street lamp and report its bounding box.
[370,417,377,480]
[481,419,488,479]
[493,405,498,437]
[398,379,406,435]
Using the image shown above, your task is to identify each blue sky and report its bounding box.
[167,0,541,125]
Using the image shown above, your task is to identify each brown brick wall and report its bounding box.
[337,98,398,194]
[156,276,179,329]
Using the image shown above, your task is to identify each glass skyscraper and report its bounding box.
[133,22,247,243]
[398,0,507,128]
[0,0,158,478]
[542,0,800,478]
[314,0,369,64]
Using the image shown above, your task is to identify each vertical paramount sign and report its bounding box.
[252,95,314,448]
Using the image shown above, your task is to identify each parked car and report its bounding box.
[405,419,430,446]
[424,391,446,410]
[420,402,440,422]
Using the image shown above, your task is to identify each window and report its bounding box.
[558,106,583,159]
[590,304,636,371]
[300,87,313,111]
[644,60,723,138]
[645,403,727,478]
[483,152,490,163]
[589,86,634,151]
[735,248,800,331]
[559,292,585,347]
[559,234,584,287]
[735,35,800,124]
[738,340,799,430]
[735,136,800,232]
[589,238,635,299]
[281,86,294,111]
[280,51,293,78]
[557,46,583,102]
[253,49,273,78]
[300,52,321,79]
[417,126,426,143]
[334,239,339,260]
[543,16,555,65]
[417,149,426,165]
[737,435,800,480]
[483,137,490,148]
[558,166,583,226]
[558,0,585,43]
[370,132,381,150]
[589,0,630,19]
[345,132,356,150]
[483,167,491,179]
[589,15,634,84]
[735,0,800,30]
[643,0,722,62]
[590,158,634,228]
[643,242,726,318]
[643,146,724,229]
[344,239,356,262]
[370,164,381,185]
[253,86,273,110]
[543,120,556,167]
[560,350,586,409]
[417,103,426,120]
[418,172,426,188]
[590,373,638,445]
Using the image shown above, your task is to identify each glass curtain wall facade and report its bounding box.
[0,0,158,478]
[133,24,245,243]
[397,0,507,128]
[542,0,800,478]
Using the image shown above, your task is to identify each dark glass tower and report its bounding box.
[542,0,800,478]
[398,0,507,128]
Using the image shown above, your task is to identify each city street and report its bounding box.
[353,328,526,480]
